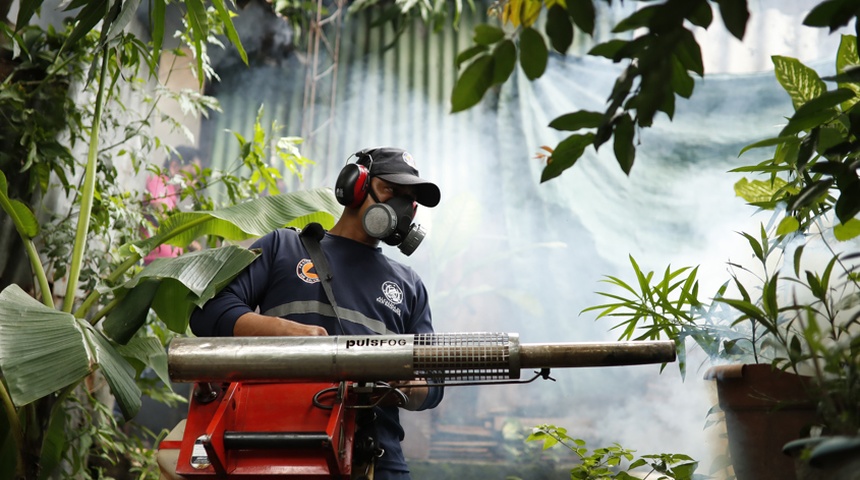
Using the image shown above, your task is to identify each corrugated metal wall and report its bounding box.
[201,4,493,195]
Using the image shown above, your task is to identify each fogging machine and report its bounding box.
[157,333,676,478]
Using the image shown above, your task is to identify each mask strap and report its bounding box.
[367,183,382,204]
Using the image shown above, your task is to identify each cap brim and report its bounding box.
[375,173,441,207]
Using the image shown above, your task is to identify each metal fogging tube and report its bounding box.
[167,333,676,383]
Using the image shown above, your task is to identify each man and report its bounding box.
[189,146,443,479]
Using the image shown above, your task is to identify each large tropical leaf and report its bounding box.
[102,280,160,344]
[105,245,260,340]
[107,190,340,342]
[0,285,140,419]
[83,325,141,419]
[116,335,171,387]
[285,211,340,230]
[0,285,90,406]
[131,188,341,254]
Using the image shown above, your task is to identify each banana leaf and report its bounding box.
[0,285,140,419]
[105,188,342,342]
[128,188,342,255]
[0,189,343,416]
[115,335,171,387]
[104,245,260,342]
[85,325,141,420]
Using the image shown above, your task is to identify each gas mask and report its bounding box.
[362,194,426,256]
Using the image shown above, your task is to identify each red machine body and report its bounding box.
[161,382,356,478]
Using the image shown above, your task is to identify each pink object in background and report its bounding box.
[146,174,179,209]
[143,174,182,264]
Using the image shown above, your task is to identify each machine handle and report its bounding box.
[223,431,332,449]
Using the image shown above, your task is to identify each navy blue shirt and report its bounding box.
[190,228,443,474]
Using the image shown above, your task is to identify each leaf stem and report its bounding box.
[23,239,53,307]
[0,191,53,307]
[89,295,122,326]
[63,48,110,313]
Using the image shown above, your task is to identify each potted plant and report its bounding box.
[782,328,859,480]
[733,32,860,480]
[582,34,860,480]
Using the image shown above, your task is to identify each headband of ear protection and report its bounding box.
[335,151,372,208]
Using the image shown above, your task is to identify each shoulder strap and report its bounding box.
[299,223,344,334]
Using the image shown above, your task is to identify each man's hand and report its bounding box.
[233,312,328,336]
[387,379,429,411]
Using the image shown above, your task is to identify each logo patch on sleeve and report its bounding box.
[296,258,319,284]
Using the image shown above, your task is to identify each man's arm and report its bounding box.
[191,230,327,337]
[233,312,327,336]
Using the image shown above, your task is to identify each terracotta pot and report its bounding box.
[705,364,818,480]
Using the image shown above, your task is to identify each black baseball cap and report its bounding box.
[356,147,441,207]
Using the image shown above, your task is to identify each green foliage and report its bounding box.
[0,285,94,405]
[105,245,260,341]
[0,2,340,477]
[0,23,85,198]
[545,5,573,54]
[57,388,164,480]
[519,26,548,80]
[444,1,858,185]
[582,41,860,442]
[447,0,717,178]
[225,105,315,198]
[353,2,860,223]
[582,255,719,380]
[0,171,39,238]
[737,35,860,229]
[521,424,701,480]
[540,133,595,181]
[451,54,495,112]
[585,215,860,388]
[803,0,860,32]
[584,32,860,441]
[345,0,473,50]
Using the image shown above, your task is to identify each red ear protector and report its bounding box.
[335,152,372,208]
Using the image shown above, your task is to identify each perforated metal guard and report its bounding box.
[412,333,519,381]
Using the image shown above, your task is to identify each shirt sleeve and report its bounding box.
[188,232,277,337]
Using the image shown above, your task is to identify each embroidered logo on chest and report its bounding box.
[376,281,403,316]
[382,281,403,304]
[296,258,319,284]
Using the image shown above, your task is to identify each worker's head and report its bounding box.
[335,147,440,255]
[335,147,439,208]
